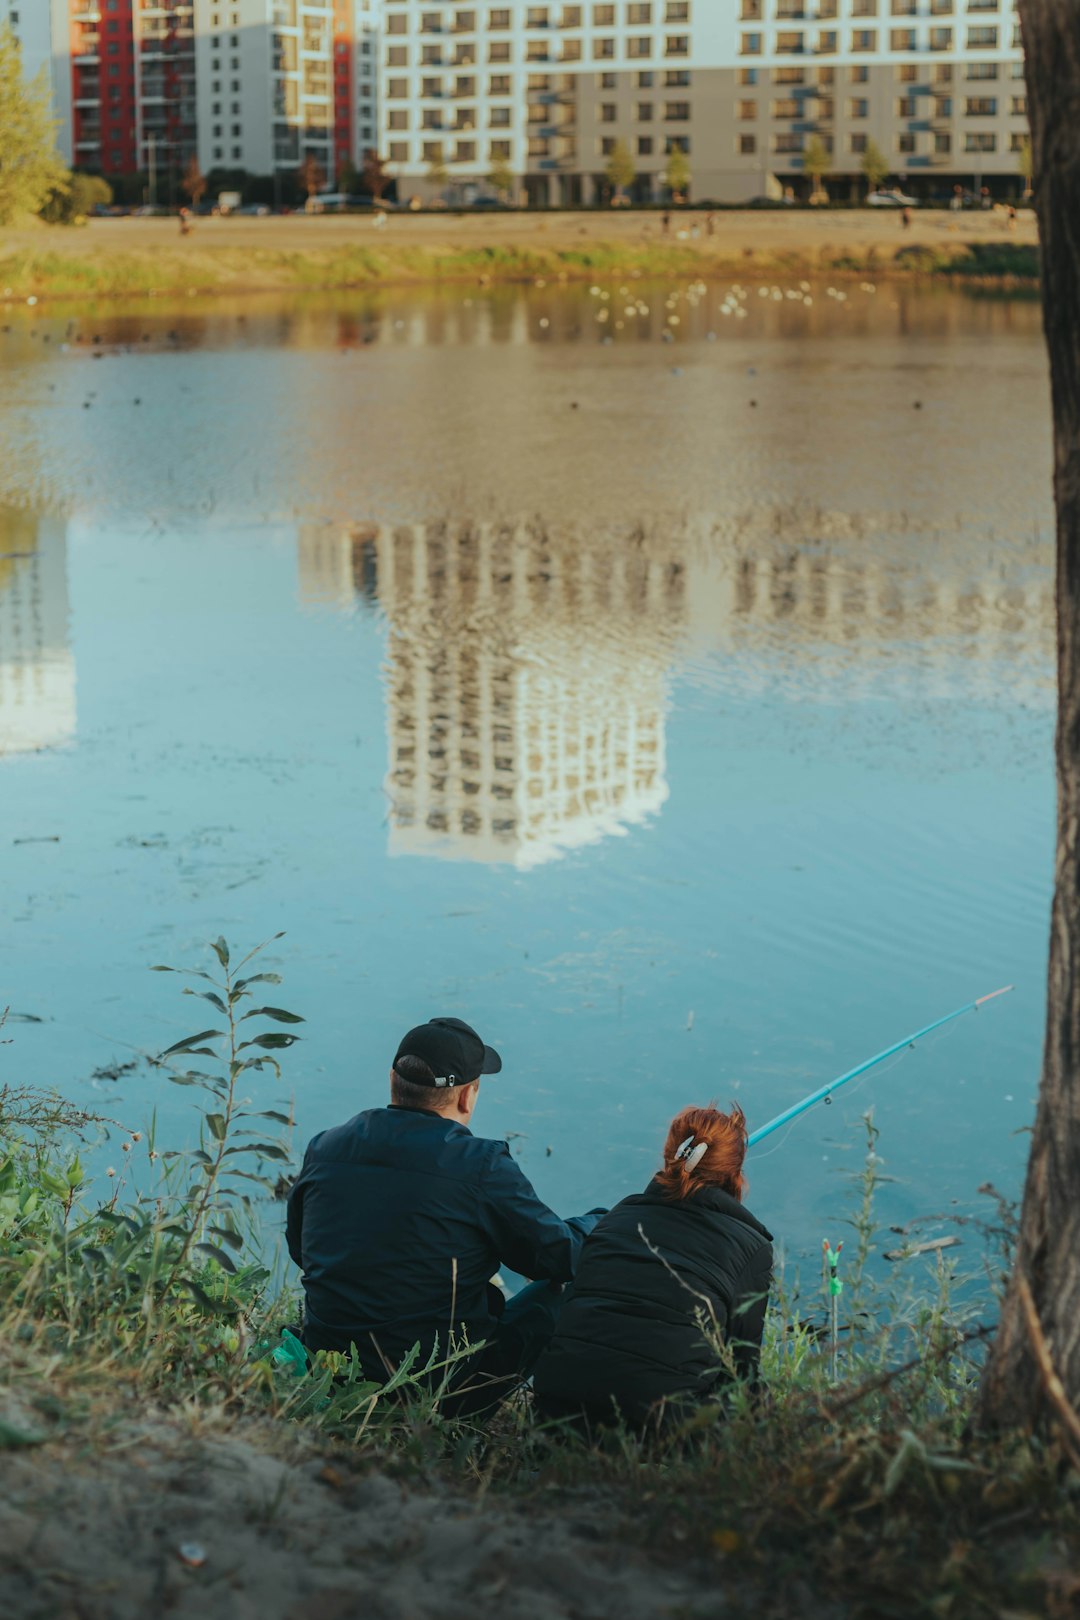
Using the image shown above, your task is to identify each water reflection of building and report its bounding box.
[299,520,685,868]
[0,510,76,756]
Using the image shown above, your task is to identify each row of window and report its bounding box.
[386,4,691,29]
[742,0,1010,13]
[737,129,1022,154]
[386,67,690,94]
[737,93,1025,115]
[387,36,689,63]
[384,132,691,162]
[741,23,1016,50]
[739,59,1023,82]
[387,98,693,128]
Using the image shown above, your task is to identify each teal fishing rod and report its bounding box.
[747,985,1014,1149]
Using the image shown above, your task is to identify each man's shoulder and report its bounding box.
[302,1108,510,1178]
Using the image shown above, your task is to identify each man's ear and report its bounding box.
[454,1081,478,1115]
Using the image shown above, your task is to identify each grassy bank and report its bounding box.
[1,939,1076,1619]
[0,235,1040,304]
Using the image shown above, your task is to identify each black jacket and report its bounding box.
[532,1179,773,1423]
[286,1105,600,1371]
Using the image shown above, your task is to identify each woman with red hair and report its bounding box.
[533,1104,772,1429]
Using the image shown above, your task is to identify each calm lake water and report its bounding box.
[0,278,1055,1268]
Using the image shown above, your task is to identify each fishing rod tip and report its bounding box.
[975,984,1015,1007]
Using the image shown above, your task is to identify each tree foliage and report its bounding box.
[605,139,635,200]
[860,138,889,194]
[664,144,691,202]
[360,148,390,200]
[181,155,207,208]
[0,23,68,226]
[298,153,324,202]
[803,134,831,200]
[487,157,514,201]
[38,172,112,225]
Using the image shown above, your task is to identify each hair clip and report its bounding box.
[674,1135,708,1170]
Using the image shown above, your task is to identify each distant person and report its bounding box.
[287,1017,604,1415]
[178,206,193,236]
[706,211,716,237]
[1007,204,1018,231]
[373,208,387,230]
[901,206,912,230]
[534,1103,772,1433]
[980,185,991,210]
[950,184,964,213]
[661,209,671,235]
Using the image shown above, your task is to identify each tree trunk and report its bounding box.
[979,0,1080,1430]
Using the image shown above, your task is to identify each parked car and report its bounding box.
[866,188,918,208]
[234,204,271,216]
[471,196,511,209]
[745,194,796,208]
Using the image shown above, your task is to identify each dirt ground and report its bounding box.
[0,1409,783,1620]
[1,205,1037,262]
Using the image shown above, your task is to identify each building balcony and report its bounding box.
[74,94,101,108]
[73,52,101,67]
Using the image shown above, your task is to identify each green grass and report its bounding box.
[1,941,1076,1616]
[0,236,1039,305]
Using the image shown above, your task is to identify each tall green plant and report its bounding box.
[0,23,68,226]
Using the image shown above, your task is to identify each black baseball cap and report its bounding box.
[393,1017,503,1089]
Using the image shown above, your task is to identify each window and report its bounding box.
[665,133,689,152]
[891,29,917,51]
[563,5,582,21]
[891,0,916,11]
[929,27,952,49]
[388,108,408,129]
[489,7,510,24]
[818,97,835,118]
[935,131,951,152]
[818,31,838,53]
[422,108,441,128]
[775,66,805,83]
[665,1,690,18]
[422,140,444,161]
[599,135,615,154]
[852,30,877,51]
[387,45,407,65]
[740,0,762,14]
[665,34,689,54]
[849,98,868,117]
[897,95,917,116]
[637,70,655,85]
[490,105,511,125]
[386,10,407,33]
[934,95,952,115]
[388,140,409,160]
[965,96,997,115]
[967,61,998,78]
[489,73,510,92]
[593,36,615,57]
[1009,130,1027,152]
[739,133,757,154]
[741,33,762,55]
[851,0,876,12]
[421,45,442,63]
[455,75,476,94]
[387,77,408,97]
[850,132,867,152]
[628,2,652,20]
[489,40,510,59]
[739,68,758,85]
[776,31,803,54]
[964,131,996,151]
[849,63,869,82]
[773,132,801,153]
[562,38,582,58]
[600,102,616,122]
[454,140,476,160]
[934,63,953,81]
[896,131,915,152]
[737,99,757,119]
[665,68,690,85]
[637,134,654,153]
[930,0,951,9]
[1011,95,1027,116]
[665,101,690,120]
[489,138,511,157]
[593,3,615,20]
[772,98,799,117]
[637,101,654,120]
[967,25,997,46]
[627,36,652,57]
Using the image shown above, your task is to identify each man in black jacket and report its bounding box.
[286,1016,601,1413]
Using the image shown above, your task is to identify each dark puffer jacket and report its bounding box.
[532,1179,773,1424]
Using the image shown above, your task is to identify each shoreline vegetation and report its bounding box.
[0,214,1040,305]
[3,941,1079,1618]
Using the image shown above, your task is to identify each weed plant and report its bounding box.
[1,940,1077,1617]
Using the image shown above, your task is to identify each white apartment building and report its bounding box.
[192,0,334,178]
[0,513,76,758]
[377,0,1028,205]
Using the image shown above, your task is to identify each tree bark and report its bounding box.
[979,0,1080,1429]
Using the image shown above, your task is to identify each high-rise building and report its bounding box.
[298,520,683,868]
[377,0,1027,206]
[333,0,380,176]
[0,511,76,758]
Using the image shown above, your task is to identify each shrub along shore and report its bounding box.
[1,939,1078,1618]
[0,220,1039,304]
